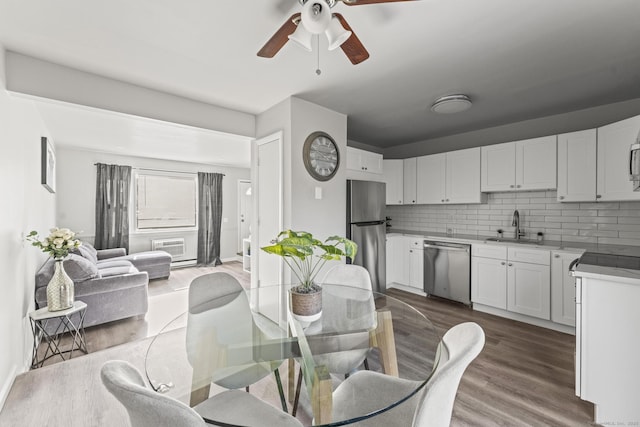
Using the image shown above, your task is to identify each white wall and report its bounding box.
[56,147,250,262]
[254,97,348,284]
[0,44,56,409]
[6,52,256,138]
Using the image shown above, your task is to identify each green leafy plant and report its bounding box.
[26,227,82,259]
[261,230,358,293]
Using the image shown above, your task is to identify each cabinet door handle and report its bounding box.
[596,194,602,199]
[510,185,515,188]
[441,199,445,202]
[446,199,450,202]
[516,185,521,188]
[559,196,565,200]
[508,263,513,267]
[554,254,560,258]
[409,250,413,253]
[501,262,506,265]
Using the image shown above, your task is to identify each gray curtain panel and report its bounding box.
[95,163,132,252]
[197,172,224,266]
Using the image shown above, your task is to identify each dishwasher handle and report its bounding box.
[423,242,470,252]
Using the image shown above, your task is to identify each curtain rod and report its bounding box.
[93,164,225,176]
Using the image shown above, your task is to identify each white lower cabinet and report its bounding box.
[386,235,423,290]
[471,256,507,309]
[472,244,552,322]
[507,261,550,320]
[386,235,404,285]
[550,250,583,326]
[408,242,424,289]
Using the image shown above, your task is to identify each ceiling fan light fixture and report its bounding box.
[301,1,331,34]
[431,94,472,114]
[325,16,352,50]
[288,23,313,51]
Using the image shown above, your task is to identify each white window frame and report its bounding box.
[132,169,199,234]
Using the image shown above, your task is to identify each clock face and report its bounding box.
[303,132,340,181]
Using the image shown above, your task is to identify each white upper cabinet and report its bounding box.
[382,159,403,205]
[417,148,485,204]
[481,136,557,192]
[481,142,516,191]
[403,158,417,205]
[446,148,484,203]
[416,153,445,204]
[346,147,383,175]
[516,136,557,190]
[597,114,640,201]
[557,129,597,202]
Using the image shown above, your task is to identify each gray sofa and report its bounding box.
[35,242,171,328]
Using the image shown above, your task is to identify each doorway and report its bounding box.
[237,180,251,254]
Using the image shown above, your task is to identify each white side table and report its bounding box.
[29,301,89,369]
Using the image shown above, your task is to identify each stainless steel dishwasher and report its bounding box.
[423,240,471,305]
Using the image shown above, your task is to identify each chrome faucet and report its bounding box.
[512,210,525,240]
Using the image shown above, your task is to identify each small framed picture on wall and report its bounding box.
[41,137,56,193]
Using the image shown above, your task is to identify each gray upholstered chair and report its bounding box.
[292,264,376,415]
[186,272,287,410]
[100,360,303,427]
[331,322,485,427]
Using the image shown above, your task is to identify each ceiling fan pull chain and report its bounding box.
[316,35,322,75]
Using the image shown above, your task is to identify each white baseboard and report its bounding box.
[473,303,576,335]
[0,364,18,412]
[387,282,426,296]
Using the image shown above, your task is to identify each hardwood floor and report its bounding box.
[21,264,594,425]
[386,289,594,426]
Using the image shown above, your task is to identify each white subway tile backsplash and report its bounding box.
[386,190,640,246]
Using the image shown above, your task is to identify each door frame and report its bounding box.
[251,131,284,290]
[237,179,251,254]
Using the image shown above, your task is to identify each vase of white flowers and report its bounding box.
[27,228,82,311]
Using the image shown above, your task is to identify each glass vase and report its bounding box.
[46,259,74,311]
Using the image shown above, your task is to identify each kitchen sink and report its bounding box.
[485,237,540,245]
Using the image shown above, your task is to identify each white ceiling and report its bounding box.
[1,0,640,149]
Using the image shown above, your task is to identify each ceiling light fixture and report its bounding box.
[287,0,351,53]
[431,94,473,114]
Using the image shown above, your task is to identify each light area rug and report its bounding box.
[0,329,302,427]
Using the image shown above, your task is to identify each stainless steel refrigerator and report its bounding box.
[346,180,386,293]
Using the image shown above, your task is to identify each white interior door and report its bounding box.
[254,132,283,323]
[237,180,251,253]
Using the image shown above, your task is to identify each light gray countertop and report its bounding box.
[387,229,640,257]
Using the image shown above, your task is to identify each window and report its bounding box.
[134,171,197,231]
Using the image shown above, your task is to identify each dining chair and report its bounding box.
[186,272,287,410]
[331,321,485,427]
[292,264,376,415]
[100,360,303,427]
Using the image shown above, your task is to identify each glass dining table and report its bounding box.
[144,283,441,426]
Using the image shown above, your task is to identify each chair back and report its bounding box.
[186,272,278,389]
[100,360,204,427]
[412,322,485,427]
[315,264,376,374]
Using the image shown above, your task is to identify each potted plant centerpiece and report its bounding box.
[261,230,357,322]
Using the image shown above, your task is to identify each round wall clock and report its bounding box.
[302,131,340,181]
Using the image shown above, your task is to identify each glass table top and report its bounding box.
[144,283,440,426]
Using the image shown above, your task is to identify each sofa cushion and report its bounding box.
[99,265,139,278]
[64,254,100,282]
[97,260,136,269]
[74,244,98,264]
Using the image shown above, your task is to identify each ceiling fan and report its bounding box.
[257,0,417,65]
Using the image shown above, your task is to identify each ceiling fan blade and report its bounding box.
[341,0,417,4]
[334,14,370,65]
[257,13,301,58]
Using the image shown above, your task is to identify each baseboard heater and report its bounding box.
[151,238,185,259]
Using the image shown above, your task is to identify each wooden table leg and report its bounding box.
[288,358,296,402]
[311,365,332,425]
[371,310,399,377]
